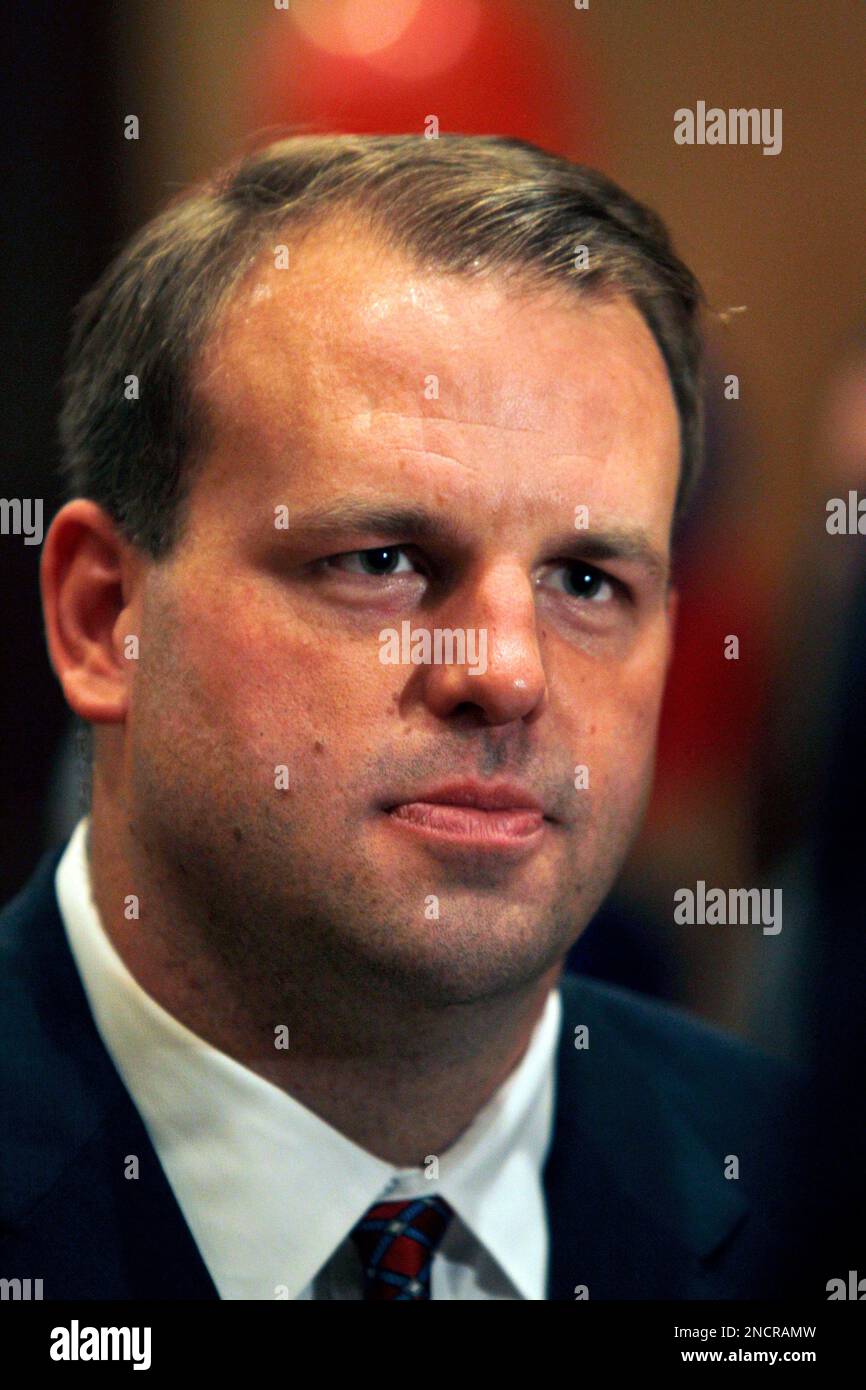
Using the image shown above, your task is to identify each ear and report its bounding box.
[40,500,144,724]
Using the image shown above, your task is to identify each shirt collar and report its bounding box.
[57,815,560,1299]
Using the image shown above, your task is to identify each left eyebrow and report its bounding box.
[553,528,671,586]
[288,500,670,585]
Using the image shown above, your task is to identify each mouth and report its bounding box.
[382,782,553,857]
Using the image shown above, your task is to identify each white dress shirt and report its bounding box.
[55,816,562,1300]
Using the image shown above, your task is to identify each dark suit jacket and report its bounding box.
[0,847,829,1300]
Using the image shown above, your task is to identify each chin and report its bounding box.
[357,916,566,1005]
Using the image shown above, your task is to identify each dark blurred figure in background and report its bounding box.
[751,326,866,1280]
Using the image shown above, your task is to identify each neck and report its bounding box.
[86,811,562,1166]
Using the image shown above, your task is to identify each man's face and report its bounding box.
[126,217,680,1004]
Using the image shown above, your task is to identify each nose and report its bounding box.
[419,562,548,726]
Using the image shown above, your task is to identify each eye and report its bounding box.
[542,562,617,603]
[324,546,417,577]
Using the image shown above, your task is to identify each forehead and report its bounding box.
[191,215,680,527]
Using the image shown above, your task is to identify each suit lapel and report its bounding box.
[0,849,219,1299]
[544,973,748,1299]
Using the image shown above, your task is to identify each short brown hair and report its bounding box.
[59,132,705,556]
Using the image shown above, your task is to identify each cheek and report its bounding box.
[170,587,392,779]
[560,633,670,795]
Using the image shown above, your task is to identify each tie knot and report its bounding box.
[349,1195,454,1300]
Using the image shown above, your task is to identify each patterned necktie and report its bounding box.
[349,1195,454,1300]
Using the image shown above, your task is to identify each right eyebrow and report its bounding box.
[286,500,462,546]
